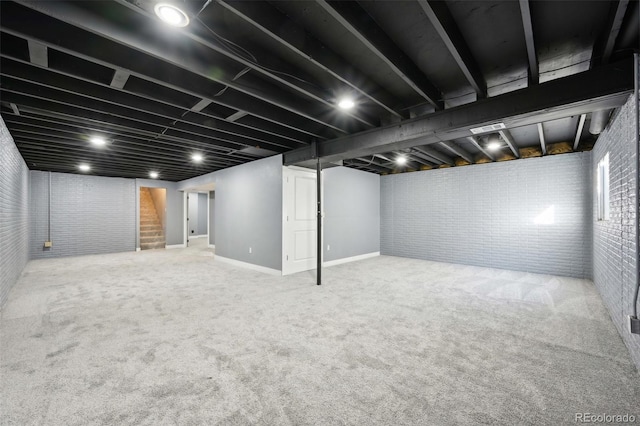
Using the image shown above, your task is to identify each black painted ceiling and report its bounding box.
[0,0,638,180]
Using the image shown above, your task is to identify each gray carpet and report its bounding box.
[1,246,639,425]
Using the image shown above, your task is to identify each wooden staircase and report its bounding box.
[140,187,165,250]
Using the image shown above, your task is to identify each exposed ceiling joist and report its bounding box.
[315,0,443,110]
[467,136,495,161]
[0,79,294,153]
[190,99,212,113]
[4,116,255,162]
[217,0,403,119]
[411,147,449,166]
[498,130,520,158]
[573,114,587,150]
[414,146,454,166]
[0,52,312,145]
[417,0,486,98]
[13,134,242,169]
[592,0,630,66]
[438,141,472,163]
[112,0,378,129]
[375,153,392,163]
[27,39,47,67]
[226,111,249,122]
[12,0,354,136]
[519,0,538,85]
[404,153,432,167]
[410,149,442,165]
[0,57,305,149]
[354,157,392,169]
[0,88,279,156]
[537,123,546,155]
[0,25,328,142]
[348,159,390,173]
[284,58,634,165]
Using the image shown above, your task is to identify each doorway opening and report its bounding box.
[140,187,166,250]
[183,182,215,249]
[186,191,209,246]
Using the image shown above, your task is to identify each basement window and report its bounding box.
[596,153,610,221]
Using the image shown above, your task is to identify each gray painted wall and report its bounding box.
[0,115,29,308]
[209,192,215,246]
[381,153,592,278]
[176,170,216,191]
[135,179,183,247]
[592,93,640,371]
[323,166,380,262]
[31,171,136,259]
[188,193,199,236]
[166,188,184,246]
[198,193,208,236]
[215,155,282,270]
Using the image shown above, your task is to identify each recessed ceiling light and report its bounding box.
[487,141,501,151]
[78,164,90,172]
[154,3,190,27]
[90,136,106,147]
[337,98,355,110]
[192,153,203,163]
[396,156,407,165]
[149,171,159,179]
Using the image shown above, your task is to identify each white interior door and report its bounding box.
[282,167,317,275]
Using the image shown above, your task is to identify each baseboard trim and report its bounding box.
[323,252,380,267]
[215,255,281,276]
[208,244,216,249]
[166,244,186,249]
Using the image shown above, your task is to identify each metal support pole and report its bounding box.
[633,52,639,319]
[316,156,322,286]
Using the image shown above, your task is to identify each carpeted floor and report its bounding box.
[1,246,639,425]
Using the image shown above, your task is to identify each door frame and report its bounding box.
[282,166,323,275]
[183,190,212,247]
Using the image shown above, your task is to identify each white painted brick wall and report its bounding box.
[381,152,592,278]
[0,115,29,308]
[30,171,136,259]
[592,92,640,371]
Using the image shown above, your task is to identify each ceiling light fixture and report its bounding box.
[396,156,407,165]
[486,134,502,151]
[192,153,203,163]
[90,136,107,147]
[149,171,159,179]
[487,141,501,151]
[78,164,90,172]
[154,3,190,27]
[337,98,355,110]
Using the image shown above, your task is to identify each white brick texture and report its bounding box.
[381,153,593,278]
[0,115,29,308]
[592,92,640,371]
[30,171,136,259]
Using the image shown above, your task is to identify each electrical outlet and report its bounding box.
[629,316,640,334]
[249,247,252,254]
[44,241,52,248]
[327,244,330,251]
